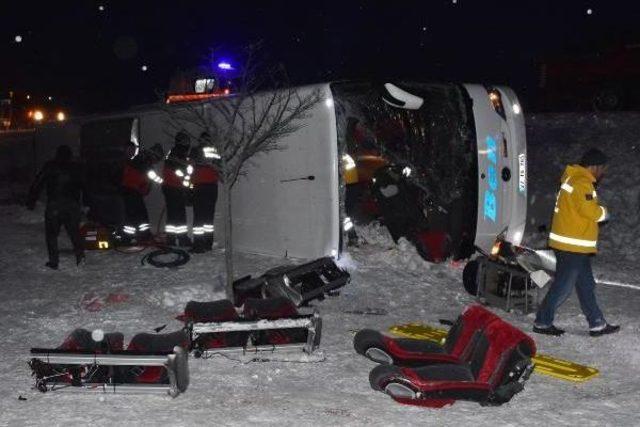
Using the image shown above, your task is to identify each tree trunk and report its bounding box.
[223,184,234,299]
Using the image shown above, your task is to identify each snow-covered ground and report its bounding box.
[1,113,640,426]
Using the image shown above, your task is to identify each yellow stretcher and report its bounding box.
[389,323,599,383]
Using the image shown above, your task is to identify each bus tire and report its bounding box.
[462,260,479,296]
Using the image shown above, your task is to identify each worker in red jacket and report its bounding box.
[189,132,220,253]
[119,143,164,243]
[162,132,193,247]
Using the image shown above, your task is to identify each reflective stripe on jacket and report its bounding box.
[549,165,607,254]
[162,160,186,188]
[162,146,192,188]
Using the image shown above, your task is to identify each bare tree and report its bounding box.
[164,44,322,298]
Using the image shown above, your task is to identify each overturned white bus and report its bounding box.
[19,81,526,262]
[332,82,526,262]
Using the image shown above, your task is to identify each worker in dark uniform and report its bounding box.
[119,143,164,244]
[190,132,220,253]
[26,145,85,269]
[162,132,193,247]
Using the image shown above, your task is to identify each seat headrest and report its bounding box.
[127,330,189,352]
[446,304,501,356]
[243,297,299,320]
[461,304,501,328]
[58,328,124,352]
[181,299,239,323]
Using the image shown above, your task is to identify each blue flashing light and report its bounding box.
[218,62,234,70]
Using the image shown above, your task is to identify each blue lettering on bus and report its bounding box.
[483,135,499,222]
[486,136,497,165]
[484,191,497,222]
[487,164,497,191]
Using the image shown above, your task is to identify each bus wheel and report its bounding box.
[462,260,479,296]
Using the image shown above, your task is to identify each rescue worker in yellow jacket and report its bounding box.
[534,148,619,337]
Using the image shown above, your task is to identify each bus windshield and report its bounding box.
[331,81,478,260]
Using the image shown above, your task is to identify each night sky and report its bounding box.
[2,1,639,114]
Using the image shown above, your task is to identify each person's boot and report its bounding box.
[45,261,58,270]
[177,235,192,248]
[112,231,130,246]
[589,323,620,337]
[138,230,153,244]
[165,234,178,247]
[533,324,565,336]
[204,234,214,251]
[189,236,205,253]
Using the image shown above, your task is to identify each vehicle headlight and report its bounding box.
[488,88,506,120]
[512,104,521,115]
[490,240,502,257]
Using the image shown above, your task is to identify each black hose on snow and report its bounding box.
[141,246,191,268]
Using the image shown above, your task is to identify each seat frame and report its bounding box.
[181,298,323,358]
[354,304,500,366]
[369,317,536,407]
[29,346,189,397]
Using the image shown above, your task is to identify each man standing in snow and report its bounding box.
[118,143,164,244]
[26,145,85,269]
[533,148,619,337]
[189,132,219,253]
[162,132,193,247]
